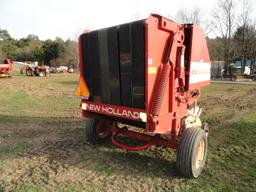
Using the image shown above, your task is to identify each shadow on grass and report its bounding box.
[0,115,179,180]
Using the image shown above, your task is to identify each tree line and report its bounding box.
[0,30,78,68]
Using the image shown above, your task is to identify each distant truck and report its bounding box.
[0,59,12,78]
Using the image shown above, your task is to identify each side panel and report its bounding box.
[145,15,189,135]
[145,16,172,117]
[187,26,211,89]
[145,15,177,134]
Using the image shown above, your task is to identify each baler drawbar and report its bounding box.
[76,14,211,178]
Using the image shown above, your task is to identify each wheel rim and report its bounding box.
[195,138,205,169]
[95,120,111,139]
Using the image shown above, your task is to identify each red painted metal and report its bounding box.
[185,24,211,89]
[0,59,12,76]
[110,124,176,151]
[78,14,210,151]
[78,30,90,82]
[146,17,186,135]
[111,131,154,151]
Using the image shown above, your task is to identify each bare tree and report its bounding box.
[173,7,212,35]
[176,7,202,25]
[212,0,237,76]
[238,0,253,72]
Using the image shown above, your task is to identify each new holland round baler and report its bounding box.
[76,14,211,178]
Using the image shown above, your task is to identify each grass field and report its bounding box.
[0,74,255,192]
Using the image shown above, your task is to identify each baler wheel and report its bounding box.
[85,118,112,144]
[176,128,208,178]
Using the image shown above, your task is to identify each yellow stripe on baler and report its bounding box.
[148,67,157,74]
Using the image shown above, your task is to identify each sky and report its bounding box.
[0,0,220,40]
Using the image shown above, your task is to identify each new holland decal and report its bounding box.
[82,103,143,120]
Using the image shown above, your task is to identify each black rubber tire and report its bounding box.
[176,128,208,178]
[26,69,33,76]
[85,118,111,144]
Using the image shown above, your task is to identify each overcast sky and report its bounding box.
[0,0,223,40]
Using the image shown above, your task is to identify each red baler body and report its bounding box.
[78,14,210,149]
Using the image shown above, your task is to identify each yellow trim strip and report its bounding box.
[148,67,157,74]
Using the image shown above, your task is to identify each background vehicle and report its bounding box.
[25,62,50,77]
[0,59,13,77]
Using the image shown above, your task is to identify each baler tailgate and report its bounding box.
[80,20,145,109]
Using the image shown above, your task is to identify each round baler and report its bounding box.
[76,14,211,178]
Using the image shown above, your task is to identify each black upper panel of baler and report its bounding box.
[80,20,145,109]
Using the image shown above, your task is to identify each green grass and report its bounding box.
[0,143,29,159]
[186,114,256,191]
[0,74,255,191]
[16,184,45,192]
